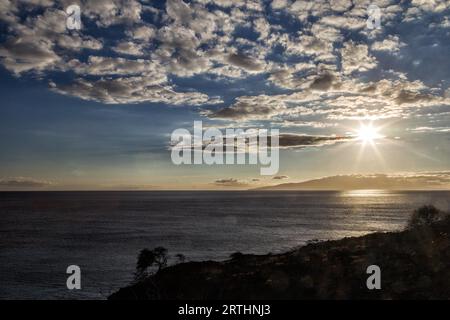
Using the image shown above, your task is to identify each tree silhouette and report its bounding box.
[153,246,168,270]
[134,247,168,281]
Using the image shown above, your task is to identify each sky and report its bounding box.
[0,0,450,190]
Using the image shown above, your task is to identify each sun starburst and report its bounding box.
[356,124,383,143]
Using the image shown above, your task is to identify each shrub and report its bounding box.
[175,253,186,264]
[407,205,445,229]
[152,246,168,270]
[134,247,169,281]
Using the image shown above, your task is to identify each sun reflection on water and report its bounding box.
[340,189,393,197]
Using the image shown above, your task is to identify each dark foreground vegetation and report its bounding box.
[109,206,450,300]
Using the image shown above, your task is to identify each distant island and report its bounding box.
[254,174,450,190]
[110,206,450,300]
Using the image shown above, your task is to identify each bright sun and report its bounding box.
[356,124,382,143]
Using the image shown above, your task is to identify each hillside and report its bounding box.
[109,216,450,300]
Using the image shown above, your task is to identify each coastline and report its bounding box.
[109,216,450,300]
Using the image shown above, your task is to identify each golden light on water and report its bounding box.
[340,189,391,197]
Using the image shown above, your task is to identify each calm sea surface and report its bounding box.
[0,190,449,299]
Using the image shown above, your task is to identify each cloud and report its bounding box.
[56,35,103,51]
[371,35,406,53]
[166,0,193,23]
[205,76,450,123]
[340,41,377,75]
[226,53,265,72]
[205,94,288,120]
[214,178,248,187]
[112,41,145,56]
[273,175,288,180]
[68,56,164,76]
[267,62,317,90]
[0,6,104,74]
[409,126,450,133]
[125,25,156,41]
[0,1,222,103]
[51,77,221,105]
[0,0,19,24]
[284,34,334,62]
[0,177,52,188]
[277,133,354,148]
[319,15,366,30]
[275,120,337,128]
[0,36,61,74]
[170,129,354,153]
[309,72,335,91]
[271,0,289,10]
[83,0,143,27]
[0,0,448,121]
[395,90,435,105]
[402,0,449,22]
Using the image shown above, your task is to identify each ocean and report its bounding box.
[0,190,449,299]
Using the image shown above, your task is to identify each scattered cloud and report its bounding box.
[340,41,377,75]
[205,77,450,124]
[272,175,288,180]
[409,126,450,133]
[371,35,406,53]
[205,95,286,121]
[0,36,61,74]
[0,0,448,127]
[226,53,265,72]
[112,41,145,56]
[214,178,248,187]
[50,77,221,105]
[309,72,335,91]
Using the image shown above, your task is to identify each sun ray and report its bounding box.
[344,122,388,171]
